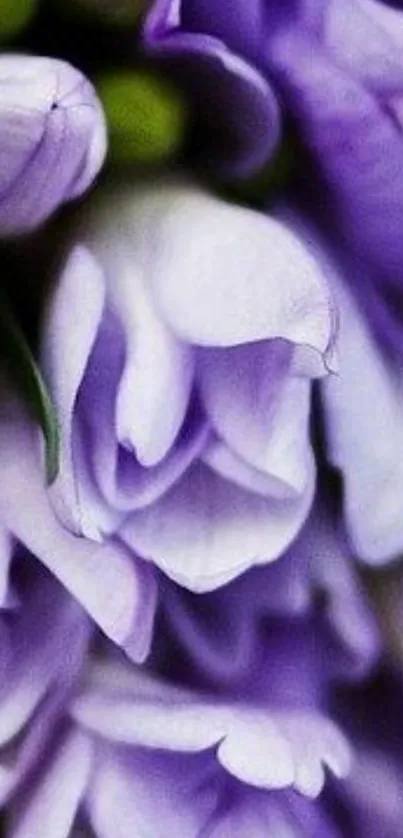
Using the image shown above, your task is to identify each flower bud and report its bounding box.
[97,70,186,165]
[0,0,36,40]
[0,55,106,236]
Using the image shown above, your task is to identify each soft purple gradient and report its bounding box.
[0,507,393,837]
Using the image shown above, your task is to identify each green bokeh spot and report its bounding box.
[97,70,187,165]
[0,0,36,38]
[62,0,148,26]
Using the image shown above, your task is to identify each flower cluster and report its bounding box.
[0,1,401,835]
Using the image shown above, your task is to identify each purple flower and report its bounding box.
[40,178,336,592]
[0,506,388,837]
[145,0,403,289]
[0,55,106,235]
[0,3,400,837]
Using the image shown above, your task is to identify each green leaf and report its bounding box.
[0,293,59,484]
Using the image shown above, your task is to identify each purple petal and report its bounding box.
[0,692,66,808]
[72,666,350,795]
[0,397,157,659]
[343,746,403,838]
[85,215,195,467]
[270,30,403,277]
[0,525,13,607]
[0,576,87,748]
[10,731,92,838]
[142,185,335,360]
[156,505,380,691]
[199,341,313,495]
[322,281,403,564]
[86,745,338,838]
[202,433,299,499]
[41,245,106,537]
[79,325,207,515]
[120,459,316,591]
[145,2,280,176]
[87,746,213,838]
[42,242,198,537]
[303,510,382,679]
[324,0,403,91]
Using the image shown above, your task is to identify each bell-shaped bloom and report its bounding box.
[40,178,336,592]
[0,508,388,837]
[0,54,106,235]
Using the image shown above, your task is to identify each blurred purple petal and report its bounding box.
[323,279,403,565]
[145,1,281,176]
[10,731,92,838]
[72,667,350,795]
